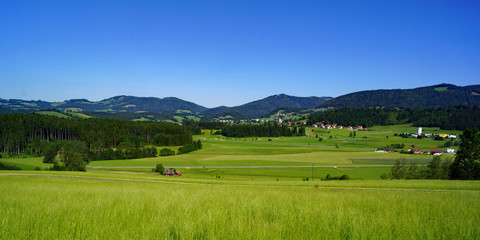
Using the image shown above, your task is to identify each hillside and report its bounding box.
[0,95,207,114]
[203,94,332,119]
[320,84,480,108]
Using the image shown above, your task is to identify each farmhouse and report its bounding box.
[163,168,182,176]
[430,149,443,156]
[446,148,456,154]
[408,147,421,154]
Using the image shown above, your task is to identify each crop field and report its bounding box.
[1,124,477,239]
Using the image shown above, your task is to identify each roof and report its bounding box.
[410,148,420,151]
[430,149,443,153]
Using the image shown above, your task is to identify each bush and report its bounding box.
[0,162,21,170]
[159,148,176,156]
[154,163,164,173]
[322,174,350,181]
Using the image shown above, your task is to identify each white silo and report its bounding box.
[417,127,422,135]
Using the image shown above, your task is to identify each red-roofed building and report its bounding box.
[430,149,443,156]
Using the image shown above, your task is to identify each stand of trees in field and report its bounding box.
[386,128,480,180]
[0,114,195,170]
[182,121,225,135]
[221,123,306,138]
[309,105,480,130]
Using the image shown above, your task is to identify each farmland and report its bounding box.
[1,124,478,239]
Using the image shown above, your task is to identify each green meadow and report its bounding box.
[1,124,477,239]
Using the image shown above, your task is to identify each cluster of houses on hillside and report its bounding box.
[311,123,368,131]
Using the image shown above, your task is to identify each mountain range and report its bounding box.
[1,84,479,119]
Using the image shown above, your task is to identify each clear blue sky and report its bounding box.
[1,0,479,108]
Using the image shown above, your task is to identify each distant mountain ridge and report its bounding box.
[320,84,480,108]
[0,94,330,118]
[204,94,332,118]
[1,84,480,118]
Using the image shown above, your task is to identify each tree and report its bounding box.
[450,128,480,180]
[160,148,175,156]
[61,142,90,171]
[154,163,164,173]
[391,158,407,179]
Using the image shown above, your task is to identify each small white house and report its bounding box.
[446,148,456,154]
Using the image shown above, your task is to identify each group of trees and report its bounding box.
[386,128,480,180]
[0,113,197,171]
[182,121,225,135]
[178,140,202,154]
[386,157,452,180]
[0,114,192,156]
[309,105,480,130]
[221,123,306,138]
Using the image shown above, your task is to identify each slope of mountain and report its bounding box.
[96,96,207,113]
[320,84,480,108]
[0,96,208,114]
[204,94,332,118]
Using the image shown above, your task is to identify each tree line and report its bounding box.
[309,105,480,130]
[221,123,306,138]
[0,113,192,156]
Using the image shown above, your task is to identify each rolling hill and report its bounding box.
[320,84,480,108]
[203,94,332,119]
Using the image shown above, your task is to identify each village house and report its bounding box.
[446,148,456,154]
[163,168,182,176]
[337,125,343,129]
[430,149,443,156]
[408,147,421,154]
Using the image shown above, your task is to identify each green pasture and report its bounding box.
[36,111,71,118]
[1,124,459,180]
[0,173,479,239]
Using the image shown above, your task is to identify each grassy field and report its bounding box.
[1,124,477,239]
[0,124,459,180]
[1,172,479,239]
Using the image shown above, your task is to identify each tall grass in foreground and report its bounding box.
[1,175,479,239]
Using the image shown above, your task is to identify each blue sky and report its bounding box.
[1,0,479,108]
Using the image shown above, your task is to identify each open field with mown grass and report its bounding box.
[1,172,479,239]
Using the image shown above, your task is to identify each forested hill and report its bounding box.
[0,95,207,114]
[320,84,480,108]
[203,94,332,119]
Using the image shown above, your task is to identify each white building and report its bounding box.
[417,127,422,135]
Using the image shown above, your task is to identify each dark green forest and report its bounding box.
[0,114,192,156]
[221,123,306,138]
[309,105,480,130]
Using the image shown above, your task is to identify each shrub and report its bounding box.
[154,163,164,173]
[160,148,176,156]
[0,162,21,170]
